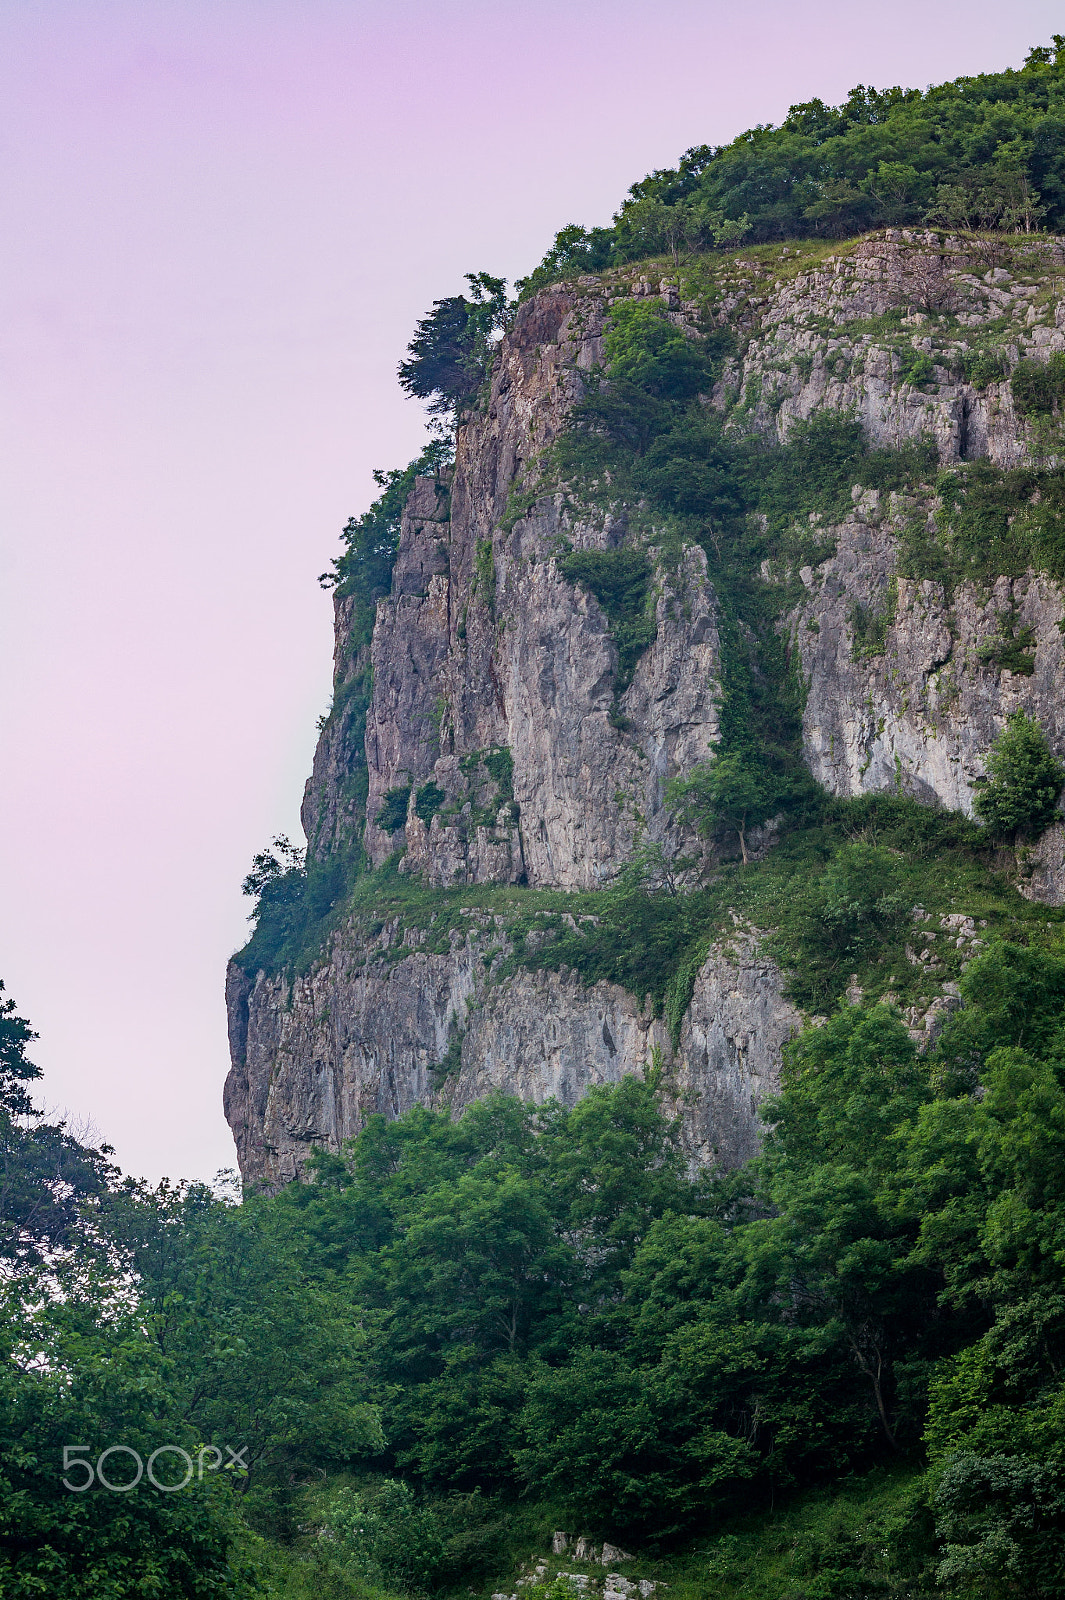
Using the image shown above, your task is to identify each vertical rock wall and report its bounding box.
[228,232,1065,1186]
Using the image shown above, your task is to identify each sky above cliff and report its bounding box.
[1,0,1061,1183]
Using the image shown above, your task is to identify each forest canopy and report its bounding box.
[519,37,1065,295]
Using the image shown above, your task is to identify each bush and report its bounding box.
[1011,353,1065,418]
[973,712,1065,841]
[375,787,412,833]
[237,835,357,975]
[782,841,914,1008]
[414,781,446,825]
[963,350,1008,390]
[934,1453,1065,1598]
[604,299,717,400]
[321,1480,514,1593]
[324,1480,447,1591]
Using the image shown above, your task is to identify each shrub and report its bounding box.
[414,781,446,825]
[973,712,1065,840]
[557,547,656,689]
[237,837,356,975]
[963,349,1008,389]
[481,747,514,801]
[324,1479,448,1591]
[934,1453,1065,1598]
[604,299,716,400]
[375,787,412,832]
[781,841,914,1008]
[1011,353,1065,417]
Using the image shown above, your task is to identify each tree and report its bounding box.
[1,1253,253,1598]
[0,988,254,1597]
[100,1181,383,1504]
[398,273,511,422]
[667,749,777,863]
[0,981,115,1267]
[602,299,713,401]
[973,712,1065,841]
[319,437,453,597]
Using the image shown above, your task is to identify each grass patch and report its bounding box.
[618,1466,931,1600]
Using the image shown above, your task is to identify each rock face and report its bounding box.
[352,285,722,891]
[226,231,1065,1188]
[735,233,1065,465]
[224,919,800,1187]
[788,497,1065,817]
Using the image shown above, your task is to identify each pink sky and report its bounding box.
[1,0,1059,1182]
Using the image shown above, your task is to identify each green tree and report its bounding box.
[0,981,115,1267]
[100,1180,383,1508]
[398,273,511,422]
[667,749,778,863]
[603,299,714,401]
[0,988,255,1597]
[974,712,1065,840]
[522,41,1065,292]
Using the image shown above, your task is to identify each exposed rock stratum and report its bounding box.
[226,232,1065,1188]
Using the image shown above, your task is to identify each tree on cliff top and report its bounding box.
[518,37,1065,295]
[398,272,511,422]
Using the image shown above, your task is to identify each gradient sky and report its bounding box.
[1,0,1060,1183]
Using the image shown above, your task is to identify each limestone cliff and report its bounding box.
[225,921,799,1186]
[226,230,1065,1188]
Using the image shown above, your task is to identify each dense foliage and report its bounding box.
[555,547,655,690]
[16,930,1065,1591]
[1,999,253,1596]
[273,944,1065,1593]
[235,834,353,976]
[519,39,1065,296]
[320,439,453,604]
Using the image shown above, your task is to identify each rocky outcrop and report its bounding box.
[307,231,1065,892]
[720,231,1065,463]
[228,231,1065,1186]
[224,917,801,1189]
[785,493,1065,850]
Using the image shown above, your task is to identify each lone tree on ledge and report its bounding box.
[974,711,1065,841]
